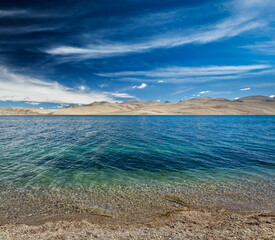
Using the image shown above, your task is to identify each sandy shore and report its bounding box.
[0,209,274,240]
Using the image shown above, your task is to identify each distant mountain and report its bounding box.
[121,100,146,105]
[121,100,160,105]
[85,101,109,106]
[235,95,275,102]
[188,97,214,101]
[215,98,231,101]
[1,96,274,115]
[188,97,230,102]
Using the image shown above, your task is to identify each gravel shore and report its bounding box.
[0,209,274,240]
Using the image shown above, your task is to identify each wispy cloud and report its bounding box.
[45,0,270,60]
[0,8,66,36]
[240,87,251,91]
[0,9,28,17]
[107,92,134,98]
[169,88,193,96]
[97,65,272,83]
[243,40,275,54]
[249,82,275,88]
[45,18,263,59]
[0,8,66,19]
[99,65,270,77]
[0,25,60,35]
[0,66,131,104]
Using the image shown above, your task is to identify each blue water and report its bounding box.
[0,116,274,223]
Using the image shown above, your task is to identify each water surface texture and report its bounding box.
[0,116,274,224]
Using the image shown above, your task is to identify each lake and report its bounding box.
[0,116,274,224]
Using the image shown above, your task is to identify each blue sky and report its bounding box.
[0,0,274,108]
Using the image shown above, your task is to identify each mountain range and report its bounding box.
[1,96,274,115]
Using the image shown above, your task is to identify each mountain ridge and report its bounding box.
[0,95,274,115]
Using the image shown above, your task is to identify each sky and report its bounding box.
[0,0,274,108]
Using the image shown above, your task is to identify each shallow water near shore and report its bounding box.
[0,116,274,224]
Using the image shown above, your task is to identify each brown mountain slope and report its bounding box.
[0,96,274,115]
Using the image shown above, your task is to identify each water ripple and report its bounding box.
[0,115,274,223]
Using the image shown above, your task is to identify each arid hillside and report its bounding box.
[1,96,275,115]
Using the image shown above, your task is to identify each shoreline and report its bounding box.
[1,183,274,228]
[1,209,274,239]
[1,113,275,116]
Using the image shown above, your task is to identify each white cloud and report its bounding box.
[107,92,134,98]
[25,102,40,105]
[197,90,210,96]
[78,85,86,91]
[199,91,210,94]
[46,17,263,59]
[133,83,148,89]
[45,0,270,60]
[100,65,270,78]
[57,103,69,109]
[235,97,240,100]
[98,65,271,83]
[270,95,275,98]
[0,66,130,104]
[240,87,251,91]
[243,40,275,54]
[157,80,165,83]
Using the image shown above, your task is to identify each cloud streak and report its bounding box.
[45,0,269,60]
[45,18,263,59]
[0,25,61,35]
[0,66,131,104]
[0,9,28,17]
[0,8,66,19]
[243,41,275,54]
[107,92,134,98]
[97,65,272,83]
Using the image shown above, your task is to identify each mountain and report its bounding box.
[235,95,275,102]
[0,96,274,115]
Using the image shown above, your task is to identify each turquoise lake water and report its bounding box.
[0,116,274,223]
